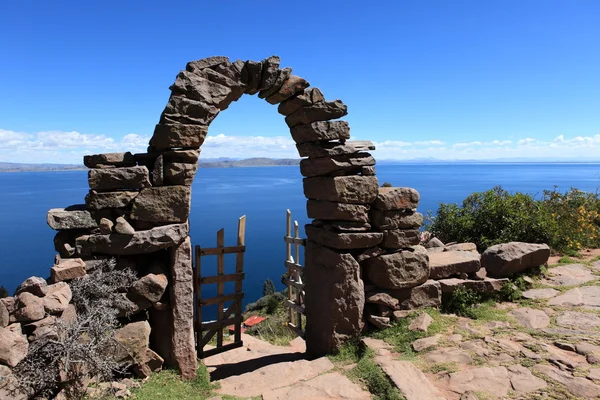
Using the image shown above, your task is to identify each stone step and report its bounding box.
[261,371,372,399]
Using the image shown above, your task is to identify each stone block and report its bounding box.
[43,282,73,314]
[131,186,191,223]
[164,162,198,185]
[306,200,370,222]
[266,75,310,104]
[258,67,291,99]
[14,292,45,322]
[291,121,350,144]
[185,56,230,72]
[482,242,550,278]
[372,187,420,211]
[277,87,324,116]
[47,205,97,230]
[381,229,420,249]
[16,277,48,297]
[50,258,86,282]
[390,280,442,310]
[297,140,376,158]
[160,94,220,126]
[164,149,201,163]
[170,70,232,108]
[304,225,382,250]
[85,190,139,210]
[364,246,429,289]
[285,100,348,128]
[241,60,263,94]
[88,166,151,191]
[0,327,29,367]
[370,210,423,230]
[438,278,510,294]
[429,251,481,280]
[300,153,374,177]
[83,152,135,168]
[150,124,208,150]
[303,176,378,204]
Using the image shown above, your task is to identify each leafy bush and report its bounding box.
[382,182,393,187]
[427,186,600,253]
[263,279,276,297]
[441,286,483,319]
[0,285,8,298]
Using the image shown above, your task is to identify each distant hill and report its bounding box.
[0,162,86,172]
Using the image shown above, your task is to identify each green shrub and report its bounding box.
[427,186,600,253]
[382,182,393,187]
[263,279,276,297]
[0,285,8,298]
[441,286,482,318]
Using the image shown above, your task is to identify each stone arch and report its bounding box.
[51,56,428,380]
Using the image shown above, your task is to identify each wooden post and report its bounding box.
[294,220,301,330]
[234,216,246,344]
[195,245,202,356]
[286,209,293,324]
[216,228,225,348]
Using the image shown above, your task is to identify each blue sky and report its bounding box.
[0,0,599,162]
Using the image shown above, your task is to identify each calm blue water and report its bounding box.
[1,163,599,315]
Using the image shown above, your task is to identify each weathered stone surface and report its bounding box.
[556,311,600,330]
[304,225,382,250]
[152,154,164,186]
[16,277,48,297]
[163,149,201,164]
[365,292,399,309]
[306,200,369,222]
[381,229,420,249]
[510,307,550,329]
[285,100,348,128]
[277,87,324,115]
[446,243,478,252]
[482,242,550,277]
[83,152,136,168]
[296,140,375,158]
[0,327,28,367]
[168,237,196,380]
[370,209,423,230]
[508,364,548,393]
[43,282,72,314]
[114,216,135,235]
[160,94,220,126]
[241,60,263,94]
[470,267,487,280]
[290,120,350,144]
[51,258,86,282]
[425,347,472,364]
[445,366,511,397]
[266,75,310,104]
[426,237,444,248]
[312,219,370,232]
[185,56,230,72]
[361,165,376,176]
[391,280,441,310]
[99,217,113,234]
[548,286,600,308]
[164,162,197,185]
[255,56,281,93]
[47,206,97,230]
[0,297,15,315]
[131,186,191,223]
[53,230,80,257]
[132,273,168,303]
[113,293,152,317]
[201,68,245,107]
[76,223,188,256]
[114,320,151,362]
[438,277,509,294]
[429,251,481,280]
[24,316,58,342]
[364,246,429,290]
[0,301,8,328]
[300,153,374,177]
[522,288,559,299]
[375,356,446,400]
[542,264,596,286]
[304,242,364,358]
[262,371,371,400]
[150,124,208,150]
[88,166,151,191]
[14,292,45,322]
[133,348,164,378]
[258,66,291,99]
[212,58,245,84]
[303,176,378,204]
[170,70,232,108]
[535,364,600,398]
[372,187,420,211]
[367,315,391,329]
[408,313,433,332]
[413,334,441,352]
[85,190,139,210]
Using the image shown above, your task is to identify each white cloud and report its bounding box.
[1,128,600,163]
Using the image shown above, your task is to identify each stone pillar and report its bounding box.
[169,237,197,380]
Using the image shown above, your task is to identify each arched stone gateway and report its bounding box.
[47,56,430,380]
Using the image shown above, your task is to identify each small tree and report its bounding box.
[382,182,393,187]
[263,279,276,297]
[0,285,8,298]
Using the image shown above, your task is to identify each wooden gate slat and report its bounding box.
[216,228,225,348]
[200,272,245,284]
[234,216,246,344]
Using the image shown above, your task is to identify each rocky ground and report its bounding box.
[202,250,600,400]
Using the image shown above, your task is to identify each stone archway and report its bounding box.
[50,56,427,380]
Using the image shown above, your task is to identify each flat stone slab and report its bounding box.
[542,264,596,286]
[47,206,97,230]
[510,307,550,329]
[304,224,382,250]
[216,357,334,397]
[556,311,600,330]
[364,247,429,290]
[535,364,600,398]
[261,372,371,400]
[445,366,511,397]
[374,356,446,400]
[548,286,600,308]
[522,288,559,299]
[412,334,441,352]
[429,251,481,280]
[438,277,508,294]
[424,347,473,364]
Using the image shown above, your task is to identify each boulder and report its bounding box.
[88,166,151,191]
[83,152,135,168]
[114,321,151,362]
[241,60,263,94]
[390,280,442,310]
[163,149,201,164]
[304,242,364,358]
[372,187,420,211]
[297,140,375,158]
[446,243,478,252]
[85,190,139,210]
[258,66,291,100]
[362,166,376,175]
[0,301,8,328]
[256,56,282,93]
[114,217,135,235]
[303,176,378,204]
[290,121,350,144]
[277,87,324,115]
[300,153,374,177]
[370,210,423,230]
[481,242,550,277]
[365,292,399,309]
[60,304,77,324]
[16,277,48,297]
[510,307,550,329]
[285,100,347,128]
[0,297,15,315]
[367,315,391,329]
[132,273,168,303]
[43,282,73,314]
[51,258,86,282]
[24,316,58,342]
[150,124,209,150]
[75,223,188,256]
[152,154,164,186]
[47,206,98,230]
[113,293,152,317]
[164,162,198,185]
[0,327,28,367]
[131,186,191,223]
[99,218,114,234]
[381,229,420,249]
[265,75,310,104]
[426,237,444,248]
[159,95,219,125]
[429,251,481,280]
[170,70,232,108]
[185,56,230,72]
[304,225,382,250]
[364,246,429,289]
[133,348,164,378]
[306,200,370,222]
[14,292,45,322]
[408,313,433,332]
[437,278,509,294]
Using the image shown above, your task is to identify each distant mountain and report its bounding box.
[0,162,86,172]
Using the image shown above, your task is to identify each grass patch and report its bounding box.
[131,366,213,400]
[244,312,296,346]
[347,349,406,400]
[370,315,425,357]
[558,256,577,265]
[329,339,361,365]
[468,301,513,323]
[425,362,460,374]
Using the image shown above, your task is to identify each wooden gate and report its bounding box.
[194,216,246,359]
[283,210,306,337]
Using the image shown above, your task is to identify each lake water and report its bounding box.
[1,163,599,313]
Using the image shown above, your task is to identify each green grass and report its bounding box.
[131,366,213,400]
[468,301,514,323]
[424,362,460,374]
[557,256,577,264]
[347,349,406,400]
